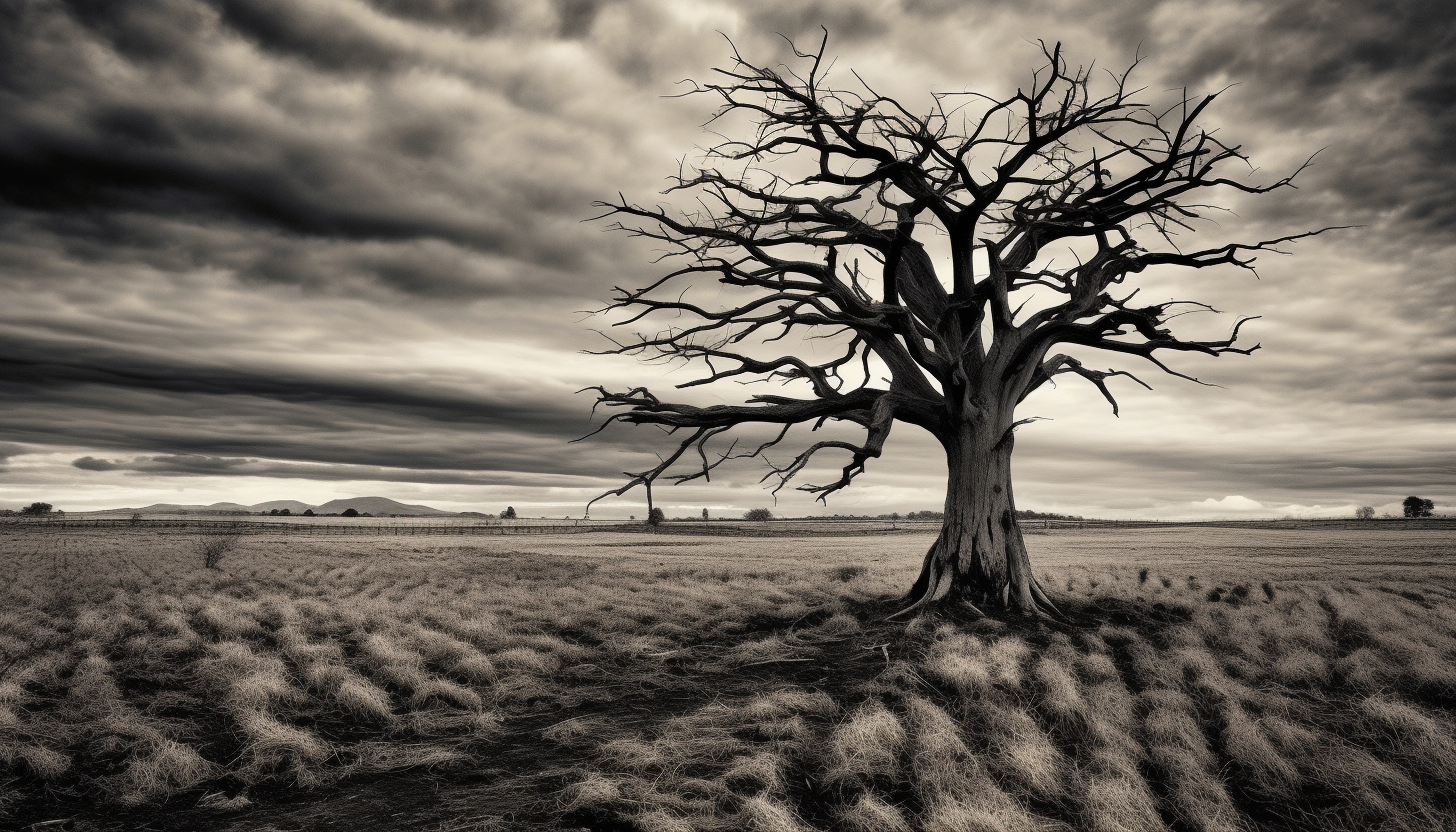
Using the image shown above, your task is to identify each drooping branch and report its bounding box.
[578,385,889,509]
[761,393,896,501]
[1030,354,1152,415]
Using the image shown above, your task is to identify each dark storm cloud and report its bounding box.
[0,443,28,470]
[9,384,628,480]
[1075,444,1456,495]
[0,328,589,437]
[210,0,415,73]
[364,0,509,36]
[1107,0,1456,235]
[70,452,595,486]
[0,0,659,303]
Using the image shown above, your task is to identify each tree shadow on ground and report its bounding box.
[0,589,1280,832]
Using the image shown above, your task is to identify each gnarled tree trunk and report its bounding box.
[900,420,1060,618]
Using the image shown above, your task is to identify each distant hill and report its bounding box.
[108,502,253,514]
[205,502,254,512]
[92,497,454,516]
[313,497,453,516]
[250,500,315,513]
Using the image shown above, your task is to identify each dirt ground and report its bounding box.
[4,523,1455,831]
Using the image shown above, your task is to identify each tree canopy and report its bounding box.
[582,34,1326,617]
[1403,496,1435,518]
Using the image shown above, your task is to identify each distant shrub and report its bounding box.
[500,506,516,520]
[744,508,773,521]
[1356,506,1375,520]
[20,501,53,517]
[1016,509,1084,521]
[198,530,242,569]
[342,508,359,518]
[647,507,665,526]
[302,509,315,517]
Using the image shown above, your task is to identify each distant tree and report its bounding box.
[1403,496,1435,518]
[269,508,280,516]
[1355,506,1375,521]
[277,508,291,516]
[342,508,360,518]
[501,506,517,520]
[702,507,709,521]
[744,508,773,522]
[20,502,53,517]
[648,507,666,526]
[302,509,315,517]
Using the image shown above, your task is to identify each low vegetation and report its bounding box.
[196,530,242,569]
[1,525,1454,830]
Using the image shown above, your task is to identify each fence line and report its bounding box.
[0,519,933,537]
[2,517,1451,537]
[0,519,602,536]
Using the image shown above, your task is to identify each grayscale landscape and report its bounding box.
[2,1,1454,830]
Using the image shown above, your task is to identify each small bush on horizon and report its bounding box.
[744,508,772,521]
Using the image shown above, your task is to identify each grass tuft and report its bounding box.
[824,702,907,788]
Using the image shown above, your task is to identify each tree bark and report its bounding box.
[898,420,1061,618]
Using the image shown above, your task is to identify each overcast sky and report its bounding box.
[1,0,1453,519]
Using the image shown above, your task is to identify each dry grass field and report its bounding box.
[2,523,1455,831]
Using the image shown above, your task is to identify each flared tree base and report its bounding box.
[891,520,1063,620]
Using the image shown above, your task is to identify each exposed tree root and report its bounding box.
[888,546,1064,622]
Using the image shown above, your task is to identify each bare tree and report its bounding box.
[583,35,1329,618]
[198,528,242,569]
[1355,506,1375,521]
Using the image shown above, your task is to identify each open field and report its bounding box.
[3,525,1456,830]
